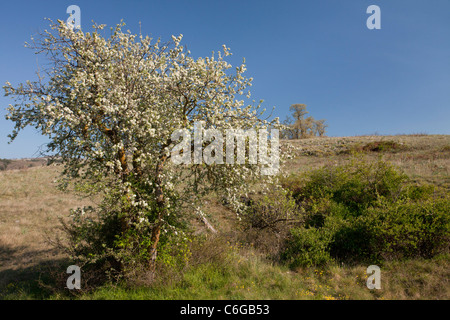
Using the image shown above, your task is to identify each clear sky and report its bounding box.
[1,0,449,159]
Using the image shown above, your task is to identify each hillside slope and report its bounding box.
[0,134,449,299]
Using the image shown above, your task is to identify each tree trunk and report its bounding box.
[148,187,163,273]
[148,155,167,272]
[148,221,161,271]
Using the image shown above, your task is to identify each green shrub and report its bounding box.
[280,157,450,268]
[282,227,332,268]
[282,216,345,268]
[355,197,449,261]
[404,184,436,201]
[287,157,408,217]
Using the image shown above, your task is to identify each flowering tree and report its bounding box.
[3,20,280,275]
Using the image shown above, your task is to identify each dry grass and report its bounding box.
[0,158,49,171]
[0,166,91,278]
[323,254,450,300]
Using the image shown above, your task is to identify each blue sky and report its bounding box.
[1,0,449,159]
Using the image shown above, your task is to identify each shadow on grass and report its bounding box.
[0,244,73,300]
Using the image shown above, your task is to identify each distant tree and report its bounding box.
[289,104,308,138]
[289,104,308,122]
[313,119,328,137]
[304,116,316,137]
[280,115,296,139]
[283,104,327,139]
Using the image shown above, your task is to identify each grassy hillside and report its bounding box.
[0,134,449,299]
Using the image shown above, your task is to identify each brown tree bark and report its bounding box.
[148,153,168,272]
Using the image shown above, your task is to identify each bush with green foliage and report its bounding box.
[282,215,345,268]
[285,157,409,217]
[280,157,450,267]
[342,197,450,262]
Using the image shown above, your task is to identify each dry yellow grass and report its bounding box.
[0,165,91,275]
